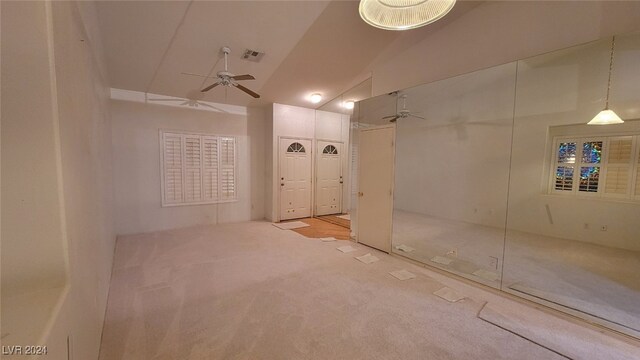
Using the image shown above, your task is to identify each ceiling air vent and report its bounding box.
[241,49,265,62]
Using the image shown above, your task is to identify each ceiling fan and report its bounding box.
[200,46,260,98]
[383,94,425,122]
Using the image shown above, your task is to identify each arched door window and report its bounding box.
[287,142,306,153]
[322,145,338,155]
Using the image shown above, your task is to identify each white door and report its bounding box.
[280,139,312,221]
[316,141,342,216]
[357,126,395,253]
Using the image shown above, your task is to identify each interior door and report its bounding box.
[316,141,342,216]
[279,138,312,221]
[357,126,395,252]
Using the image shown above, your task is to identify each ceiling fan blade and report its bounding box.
[198,102,217,110]
[231,74,255,81]
[388,116,400,123]
[201,82,221,92]
[147,98,183,102]
[181,72,218,79]
[179,100,190,106]
[233,83,260,98]
[410,114,426,120]
[382,115,399,119]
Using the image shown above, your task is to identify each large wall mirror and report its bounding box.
[503,32,640,337]
[353,32,640,338]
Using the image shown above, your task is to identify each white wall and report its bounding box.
[111,99,265,235]
[264,104,274,221]
[365,1,640,96]
[2,1,116,359]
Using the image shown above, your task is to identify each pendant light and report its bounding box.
[359,0,456,31]
[588,36,624,125]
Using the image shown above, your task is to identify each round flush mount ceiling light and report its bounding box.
[344,100,355,110]
[359,0,457,31]
[310,93,323,103]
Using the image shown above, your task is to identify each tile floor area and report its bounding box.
[99,221,639,359]
[289,217,351,240]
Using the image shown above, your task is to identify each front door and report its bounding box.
[316,141,342,216]
[279,139,312,221]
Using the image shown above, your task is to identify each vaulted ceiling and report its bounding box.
[96,0,480,108]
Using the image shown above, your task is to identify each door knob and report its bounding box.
[358,192,364,197]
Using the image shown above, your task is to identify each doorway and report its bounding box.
[315,141,343,216]
[357,125,395,253]
[279,138,312,221]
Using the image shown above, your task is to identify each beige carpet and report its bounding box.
[478,302,640,360]
[391,209,640,334]
[99,221,635,359]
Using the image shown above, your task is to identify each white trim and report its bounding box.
[110,88,247,115]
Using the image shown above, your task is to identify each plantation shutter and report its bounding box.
[219,137,236,200]
[202,137,218,201]
[184,136,202,202]
[605,137,632,195]
[163,133,183,204]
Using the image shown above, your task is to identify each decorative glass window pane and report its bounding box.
[581,141,602,164]
[557,142,576,163]
[579,166,600,192]
[555,166,574,191]
[287,142,306,153]
[323,145,338,154]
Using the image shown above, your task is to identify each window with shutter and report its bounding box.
[605,137,632,195]
[202,137,218,201]
[162,134,183,204]
[161,131,237,206]
[549,134,640,201]
[184,136,202,202]
[219,137,236,200]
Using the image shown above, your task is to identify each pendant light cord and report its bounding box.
[605,36,616,109]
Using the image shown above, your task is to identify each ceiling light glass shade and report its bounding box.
[310,93,322,103]
[587,109,624,125]
[359,0,456,31]
[344,100,355,109]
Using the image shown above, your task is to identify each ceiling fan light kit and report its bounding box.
[201,46,260,98]
[588,36,623,125]
[359,0,456,31]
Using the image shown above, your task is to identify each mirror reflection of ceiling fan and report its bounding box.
[146,99,216,109]
[383,93,425,122]
[145,90,226,111]
[200,46,260,98]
